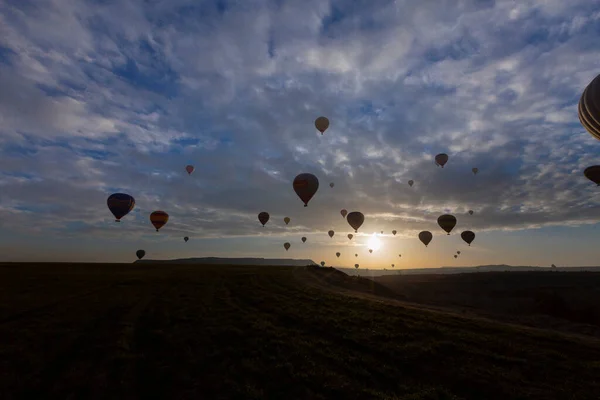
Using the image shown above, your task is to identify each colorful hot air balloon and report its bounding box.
[320,261,325,267]
[369,249,373,253]
[107,193,135,222]
[184,236,189,242]
[437,214,457,235]
[150,211,169,232]
[355,264,359,269]
[461,231,475,246]
[584,166,600,186]
[329,182,334,188]
[301,236,307,243]
[258,212,270,226]
[347,234,353,240]
[284,242,291,251]
[293,173,319,207]
[328,230,334,238]
[341,209,348,218]
[468,210,474,215]
[408,180,414,187]
[136,249,145,260]
[315,116,330,134]
[392,230,397,236]
[347,211,365,232]
[472,167,478,175]
[419,231,433,247]
[578,74,600,141]
[185,165,195,175]
[336,252,341,258]
[284,217,291,225]
[435,153,449,168]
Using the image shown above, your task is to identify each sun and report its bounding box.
[367,234,382,251]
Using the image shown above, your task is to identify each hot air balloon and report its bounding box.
[454,255,458,258]
[355,264,359,269]
[284,217,291,225]
[355,253,358,257]
[184,236,189,242]
[284,242,291,251]
[584,166,600,186]
[329,182,334,188]
[328,230,334,238]
[258,212,270,226]
[468,210,474,215]
[347,234,353,240]
[336,252,341,258]
[408,180,414,187]
[347,211,365,232]
[150,211,169,232]
[301,236,307,243]
[552,264,557,268]
[293,173,319,207]
[185,165,195,175]
[107,193,135,222]
[392,230,397,236]
[341,209,348,218]
[578,74,600,141]
[320,261,325,267]
[391,264,395,268]
[315,116,329,134]
[437,214,457,235]
[472,167,478,175]
[435,153,449,168]
[369,249,373,253]
[457,251,461,255]
[380,231,384,234]
[461,231,475,246]
[136,249,145,260]
[398,254,401,258]
[419,231,433,247]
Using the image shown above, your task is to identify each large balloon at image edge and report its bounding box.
[185,165,194,175]
[258,212,270,226]
[284,242,291,251]
[584,166,600,186]
[346,211,365,232]
[136,250,145,260]
[419,231,433,247]
[435,153,449,168]
[578,74,600,141]
[437,214,457,235]
[107,193,135,222]
[293,173,319,207]
[315,116,330,134]
[150,211,169,232]
[461,231,476,246]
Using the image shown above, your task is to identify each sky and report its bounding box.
[1,0,600,268]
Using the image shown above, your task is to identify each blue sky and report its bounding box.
[1,0,600,268]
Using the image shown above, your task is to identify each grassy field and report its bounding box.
[2,263,600,399]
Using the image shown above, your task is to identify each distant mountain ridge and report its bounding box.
[134,257,317,266]
[335,264,600,276]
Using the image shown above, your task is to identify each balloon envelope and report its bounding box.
[184,236,189,242]
[284,242,291,251]
[328,230,334,238]
[320,261,325,266]
[315,116,330,134]
[301,236,307,243]
[284,217,290,225]
[454,255,458,258]
[578,74,600,141]
[347,234,353,240]
[107,193,135,222]
[258,212,270,226]
[185,165,194,175]
[468,210,474,215]
[435,153,449,168]
[346,211,365,232]
[457,251,461,254]
[340,209,348,218]
[355,253,358,257]
[336,252,340,258]
[584,166,600,185]
[392,230,397,235]
[369,249,373,253]
[437,214,457,235]
[419,231,433,247]
[136,249,145,260]
[408,180,414,187]
[461,230,475,246]
[355,264,359,269]
[329,182,334,188]
[293,173,319,206]
[150,211,169,232]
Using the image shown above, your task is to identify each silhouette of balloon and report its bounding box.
[293,173,319,207]
[107,193,135,222]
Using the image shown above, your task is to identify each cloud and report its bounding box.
[0,0,600,262]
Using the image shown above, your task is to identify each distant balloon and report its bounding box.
[391,264,395,268]
[320,261,325,267]
[301,236,307,243]
[472,167,478,175]
[258,212,270,226]
[107,193,135,222]
[437,214,457,235]
[136,249,145,260]
[336,252,341,258]
[584,166,600,186]
[398,254,401,258]
[328,230,335,238]
[347,234,353,240]
[346,211,365,232]
[408,180,414,187]
[369,249,373,253]
[419,231,433,247]
[457,251,461,255]
[284,217,291,225]
[454,255,458,258]
[329,182,334,188]
[185,165,195,175]
[293,173,319,207]
[184,236,189,242]
[315,116,330,134]
[552,264,557,268]
[468,210,474,215]
[461,230,476,246]
[355,264,359,269]
[340,209,348,218]
[284,242,291,251]
[380,231,384,234]
[435,153,449,168]
[150,211,169,232]
[392,230,397,236]
[355,253,358,257]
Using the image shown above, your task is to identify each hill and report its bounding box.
[335,264,600,276]
[134,257,317,266]
[2,262,600,399]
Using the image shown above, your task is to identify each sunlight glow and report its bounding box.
[367,234,382,251]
